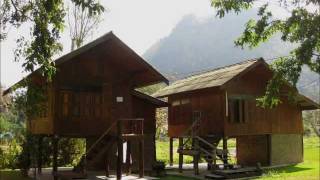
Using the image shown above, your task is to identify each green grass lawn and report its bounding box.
[0,170,31,180]
[258,137,320,180]
[156,136,320,180]
[1,137,319,180]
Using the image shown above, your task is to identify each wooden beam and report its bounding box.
[193,138,199,175]
[117,121,123,180]
[126,141,132,175]
[178,138,183,173]
[169,138,173,166]
[138,139,144,178]
[222,136,228,166]
[37,136,43,174]
[52,136,59,180]
[105,152,110,177]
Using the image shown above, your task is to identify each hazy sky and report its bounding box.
[0,0,300,88]
[1,0,218,87]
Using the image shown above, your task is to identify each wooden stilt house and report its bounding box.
[4,32,168,179]
[153,59,319,174]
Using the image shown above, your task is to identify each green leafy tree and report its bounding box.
[211,0,320,108]
[0,0,104,112]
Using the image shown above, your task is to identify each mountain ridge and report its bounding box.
[143,13,319,101]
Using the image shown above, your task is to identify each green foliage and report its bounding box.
[152,160,166,177]
[257,57,302,108]
[3,0,104,81]
[12,83,47,119]
[0,148,5,169]
[58,138,85,166]
[156,108,168,140]
[211,0,320,108]
[211,0,253,18]
[3,140,22,169]
[0,115,12,132]
[16,134,36,174]
[16,135,86,171]
[0,107,25,144]
[0,170,32,180]
[303,110,320,136]
[156,140,193,165]
[0,140,22,170]
[0,89,85,171]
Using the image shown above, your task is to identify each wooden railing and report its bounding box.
[79,118,144,174]
[116,118,145,179]
[118,118,144,135]
[86,121,117,156]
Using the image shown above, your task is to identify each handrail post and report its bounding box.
[212,149,217,169]
[83,154,87,175]
[222,136,228,166]
[193,137,199,175]
[169,138,173,166]
[138,137,144,178]
[52,135,59,180]
[178,137,183,173]
[117,120,123,180]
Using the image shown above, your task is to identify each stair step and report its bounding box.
[177,149,200,156]
[212,167,262,179]
[205,174,225,179]
[74,136,117,171]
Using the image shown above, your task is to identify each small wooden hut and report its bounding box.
[153,58,319,174]
[4,32,168,179]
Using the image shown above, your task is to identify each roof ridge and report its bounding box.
[171,58,260,85]
[185,58,259,78]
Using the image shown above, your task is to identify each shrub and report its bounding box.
[0,140,22,170]
[5,140,21,169]
[0,148,5,169]
[152,160,166,177]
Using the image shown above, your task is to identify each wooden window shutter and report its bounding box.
[62,92,69,117]
[95,93,102,118]
[228,100,235,123]
[238,100,243,123]
[72,93,80,117]
[243,100,249,123]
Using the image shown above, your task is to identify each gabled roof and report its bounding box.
[153,59,261,97]
[153,58,319,110]
[3,31,168,95]
[296,94,320,110]
[132,90,168,107]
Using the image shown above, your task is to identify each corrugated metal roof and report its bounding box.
[153,59,260,97]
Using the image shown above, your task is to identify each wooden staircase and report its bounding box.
[72,119,145,180]
[205,166,263,179]
[177,136,229,167]
[73,122,117,174]
[176,111,229,175]
[74,136,117,173]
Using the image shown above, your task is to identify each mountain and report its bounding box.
[144,12,296,78]
[143,12,319,101]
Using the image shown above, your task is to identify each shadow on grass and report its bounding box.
[265,165,312,174]
[159,174,197,180]
[0,170,31,180]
